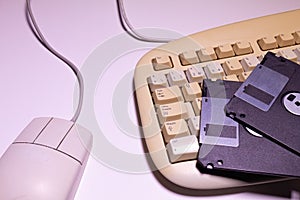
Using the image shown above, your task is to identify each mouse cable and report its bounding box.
[26,0,83,122]
[116,0,173,43]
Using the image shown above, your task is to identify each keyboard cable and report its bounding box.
[25,0,84,122]
[116,0,173,43]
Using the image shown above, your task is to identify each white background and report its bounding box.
[0,0,300,199]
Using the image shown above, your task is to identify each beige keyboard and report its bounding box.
[134,9,300,189]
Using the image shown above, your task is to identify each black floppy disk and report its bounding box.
[197,79,300,177]
[225,52,300,156]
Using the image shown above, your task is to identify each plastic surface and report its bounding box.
[0,117,92,200]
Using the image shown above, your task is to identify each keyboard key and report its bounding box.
[277,49,298,62]
[223,74,239,82]
[197,47,217,62]
[148,74,168,92]
[186,64,206,83]
[222,59,244,75]
[157,102,188,124]
[238,71,252,82]
[182,82,202,102]
[152,55,173,70]
[275,33,295,47]
[203,62,225,80]
[167,70,188,86]
[166,135,199,163]
[185,102,195,119]
[153,86,183,104]
[179,50,200,65]
[188,116,200,137]
[257,36,278,50]
[162,119,189,143]
[257,54,266,62]
[294,47,300,61]
[293,31,300,44]
[240,55,260,71]
[232,41,253,55]
[215,43,235,58]
[192,97,202,116]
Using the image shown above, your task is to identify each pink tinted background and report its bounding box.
[0,0,300,199]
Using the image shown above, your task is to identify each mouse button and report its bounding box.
[58,124,93,163]
[34,118,73,149]
[14,117,52,143]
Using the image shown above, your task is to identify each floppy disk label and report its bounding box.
[235,64,289,112]
[200,97,239,147]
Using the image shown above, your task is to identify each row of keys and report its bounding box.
[148,58,257,91]
[148,67,251,93]
[152,34,300,71]
[179,41,253,66]
[152,83,202,105]
[149,48,300,87]
[152,41,253,70]
[257,31,300,50]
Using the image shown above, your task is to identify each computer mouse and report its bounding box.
[0,117,93,200]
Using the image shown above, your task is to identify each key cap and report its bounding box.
[232,41,252,55]
[238,71,252,82]
[179,50,200,65]
[167,70,188,86]
[257,54,265,62]
[293,31,300,44]
[240,55,260,71]
[275,33,295,47]
[223,74,239,82]
[192,97,202,116]
[294,47,300,61]
[162,119,190,143]
[166,135,199,163]
[185,102,196,119]
[222,59,244,75]
[257,36,278,50]
[157,102,188,124]
[152,55,173,70]
[197,47,217,62]
[148,73,168,92]
[182,82,202,102]
[186,64,206,83]
[203,62,225,80]
[277,49,298,62]
[153,86,183,104]
[215,43,235,58]
[188,116,200,137]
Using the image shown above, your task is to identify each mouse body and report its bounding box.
[0,117,93,200]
